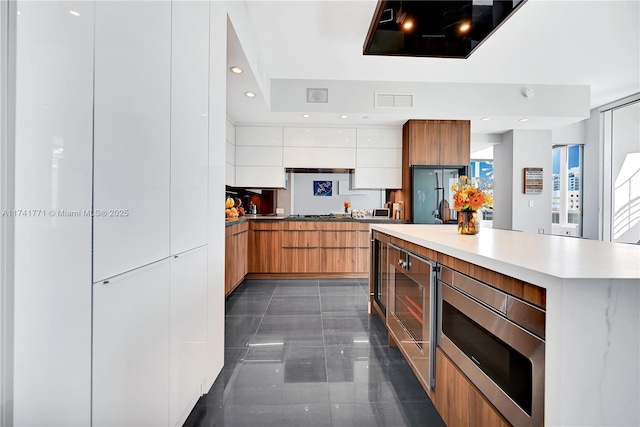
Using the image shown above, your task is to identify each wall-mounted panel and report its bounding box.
[14,1,94,424]
[226,117,236,145]
[93,1,171,281]
[93,260,170,427]
[284,127,357,148]
[170,0,209,255]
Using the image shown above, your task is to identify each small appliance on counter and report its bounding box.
[373,208,390,218]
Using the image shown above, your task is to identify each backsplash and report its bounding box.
[286,172,385,215]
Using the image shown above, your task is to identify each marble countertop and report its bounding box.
[371,224,640,282]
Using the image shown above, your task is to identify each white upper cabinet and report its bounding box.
[283,127,357,169]
[226,118,236,186]
[284,127,357,148]
[354,127,402,189]
[93,1,171,281]
[235,126,285,188]
[170,0,209,255]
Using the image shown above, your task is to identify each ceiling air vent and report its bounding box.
[307,88,328,103]
[375,93,414,109]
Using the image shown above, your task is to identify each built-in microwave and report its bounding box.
[439,266,545,427]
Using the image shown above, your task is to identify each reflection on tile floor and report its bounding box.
[183,278,445,427]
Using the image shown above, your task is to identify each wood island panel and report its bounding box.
[438,253,546,309]
[389,236,439,261]
[434,348,510,427]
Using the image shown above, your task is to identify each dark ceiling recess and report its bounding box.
[363,0,526,58]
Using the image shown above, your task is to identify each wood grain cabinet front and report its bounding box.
[248,222,281,273]
[225,222,248,296]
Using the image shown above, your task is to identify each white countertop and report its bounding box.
[371,224,640,282]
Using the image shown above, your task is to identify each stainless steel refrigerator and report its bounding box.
[412,166,468,224]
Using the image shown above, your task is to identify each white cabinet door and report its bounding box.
[354,168,402,189]
[93,260,170,427]
[236,146,283,167]
[236,126,283,146]
[356,148,402,168]
[235,166,286,188]
[14,1,94,425]
[283,147,356,169]
[170,246,208,427]
[226,119,236,186]
[356,128,402,148]
[284,127,356,148]
[170,0,209,255]
[93,1,171,281]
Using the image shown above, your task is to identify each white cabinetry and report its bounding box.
[14,1,94,424]
[93,1,171,281]
[283,127,356,169]
[226,118,236,186]
[170,247,208,427]
[170,1,209,254]
[93,260,170,427]
[235,126,285,187]
[354,128,402,189]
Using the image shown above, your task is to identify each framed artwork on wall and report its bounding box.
[314,180,332,196]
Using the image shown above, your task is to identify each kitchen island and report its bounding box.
[371,224,639,427]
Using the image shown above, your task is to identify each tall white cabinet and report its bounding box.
[14,1,94,425]
[93,1,172,282]
[354,128,402,189]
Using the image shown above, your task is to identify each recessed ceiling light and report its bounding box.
[244,92,255,98]
[481,117,491,121]
[459,22,471,32]
[302,114,310,118]
[340,115,348,119]
[229,66,243,74]
[17,10,21,15]
[519,118,529,122]
[403,20,413,30]
[69,10,80,16]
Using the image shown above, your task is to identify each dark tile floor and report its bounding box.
[184,278,445,427]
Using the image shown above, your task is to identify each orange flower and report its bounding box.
[468,193,485,210]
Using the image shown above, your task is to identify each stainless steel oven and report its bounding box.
[387,244,437,390]
[439,266,545,427]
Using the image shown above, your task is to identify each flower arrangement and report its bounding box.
[451,176,494,212]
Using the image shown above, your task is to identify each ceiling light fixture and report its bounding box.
[519,118,529,122]
[340,115,348,119]
[244,92,255,98]
[69,10,80,16]
[459,22,471,33]
[481,117,491,121]
[403,20,413,30]
[229,66,243,74]
[302,114,310,118]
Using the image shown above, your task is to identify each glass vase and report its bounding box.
[458,210,480,235]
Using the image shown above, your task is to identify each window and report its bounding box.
[551,145,583,236]
[470,160,493,220]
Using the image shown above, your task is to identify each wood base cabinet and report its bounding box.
[225,221,248,296]
[248,221,281,273]
[434,348,510,427]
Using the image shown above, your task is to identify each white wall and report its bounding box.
[493,132,513,230]
[493,130,553,234]
[290,172,384,215]
[583,109,602,240]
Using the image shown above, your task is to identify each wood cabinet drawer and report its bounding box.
[281,248,320,273]
[282,222,318,231]
[357,230,370,248]
[320,248,358,273]
[250,221,282,231]
[282,231,319,248]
